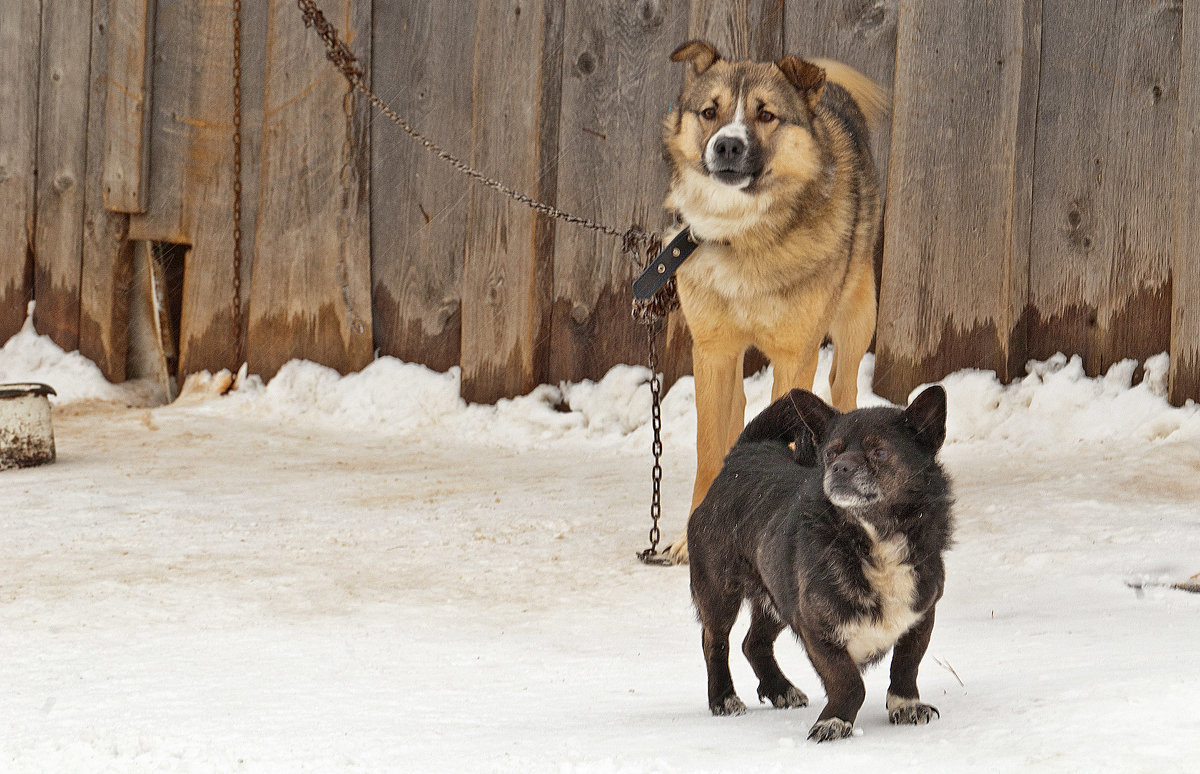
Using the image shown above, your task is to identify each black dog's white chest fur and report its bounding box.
[835,527,921,666]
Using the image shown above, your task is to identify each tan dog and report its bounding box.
[661,40,886,564]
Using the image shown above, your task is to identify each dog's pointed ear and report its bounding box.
[903,385,947,452]
[671,40,721,78]
[777,56,825,112]
[787,389,838,445]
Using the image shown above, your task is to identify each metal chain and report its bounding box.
[232,0,244,364]
[638,320,674,566]
[294,0,678,565]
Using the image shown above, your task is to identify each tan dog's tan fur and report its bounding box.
[662,41,885,563]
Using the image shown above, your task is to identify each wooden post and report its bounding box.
[459,0,563,403]
[81,0,133,382]
[0,0,40,341]
[1173,0,1200,405]
[34,0,94,352]
[1026,0,1180,379]
[248,0,373,379]
[102,0,153,213]
[873,0,1041,403]
[369,0,476,374]
[547,0,687,386]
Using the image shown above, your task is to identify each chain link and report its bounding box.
[232,0,244,365]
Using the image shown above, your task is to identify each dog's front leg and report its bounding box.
[801,634,865,742]
[665,343,744,564]
[689,343,744,508]
[886,606,940,725]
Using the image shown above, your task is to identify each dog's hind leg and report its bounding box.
[698,597,746,715]
[743,599,808,709]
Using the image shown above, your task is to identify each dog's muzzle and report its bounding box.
[704,123,760,188]
[824,455,882,510]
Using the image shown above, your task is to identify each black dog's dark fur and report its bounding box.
[687,387,953,742]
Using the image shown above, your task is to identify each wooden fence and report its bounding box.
[2,0,1197,407]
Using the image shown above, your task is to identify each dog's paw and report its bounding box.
[662,535,689,565]
[759,684,808,709]
[888,701,940,726]
[710,695,747,716]
[807,718,854,743]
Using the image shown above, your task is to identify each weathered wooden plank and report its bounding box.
[81,0,133,381]
[102,0,153,213]
[874,0,1041,403]
[1026,0,1180,378]
[369,0,476,374]
[547,0,687,386]
[33,0,93,352]
[171,0,240,377]
[127,0,190,244]
[0,0,40,341]
[247,0,373,380]
[783,0,897,207]
[1172,0,1200,405]
[459,0,563,403]
[688,0,783,59]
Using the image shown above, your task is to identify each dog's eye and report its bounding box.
[757,109,775,123]
[700,106,717,120]
[869,447,891,463]
[823,447,838,465]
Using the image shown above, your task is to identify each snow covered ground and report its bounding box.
[2,316,1199,773]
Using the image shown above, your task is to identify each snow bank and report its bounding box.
[0,306,135,405]
[4,310,1198,449]
[938,352,1200,447]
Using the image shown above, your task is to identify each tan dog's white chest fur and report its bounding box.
[837,530,921,666]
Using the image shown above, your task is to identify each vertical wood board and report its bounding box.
[874,0,1040,403]
[177,0,244,377]
[1026,0,1181,375]
[688,0,783,59]
[127,0,193,243]
[247,0,373,380]
[1172,0,1200,405]
[0,0,41,340]
[548,0,687,385]
[34,0,94,352]
[102,0,153,212]
[81,0,133,381]
[369,0,476,373]
[460,0,563,403]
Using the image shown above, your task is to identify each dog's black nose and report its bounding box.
[712,136,746,163]
[829,457,857,476]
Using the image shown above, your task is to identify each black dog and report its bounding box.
[687,386,953,742]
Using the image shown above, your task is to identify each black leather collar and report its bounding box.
[632,228,699,300]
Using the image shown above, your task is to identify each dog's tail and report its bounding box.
[810,58,890,127]
[737,392,817,464]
